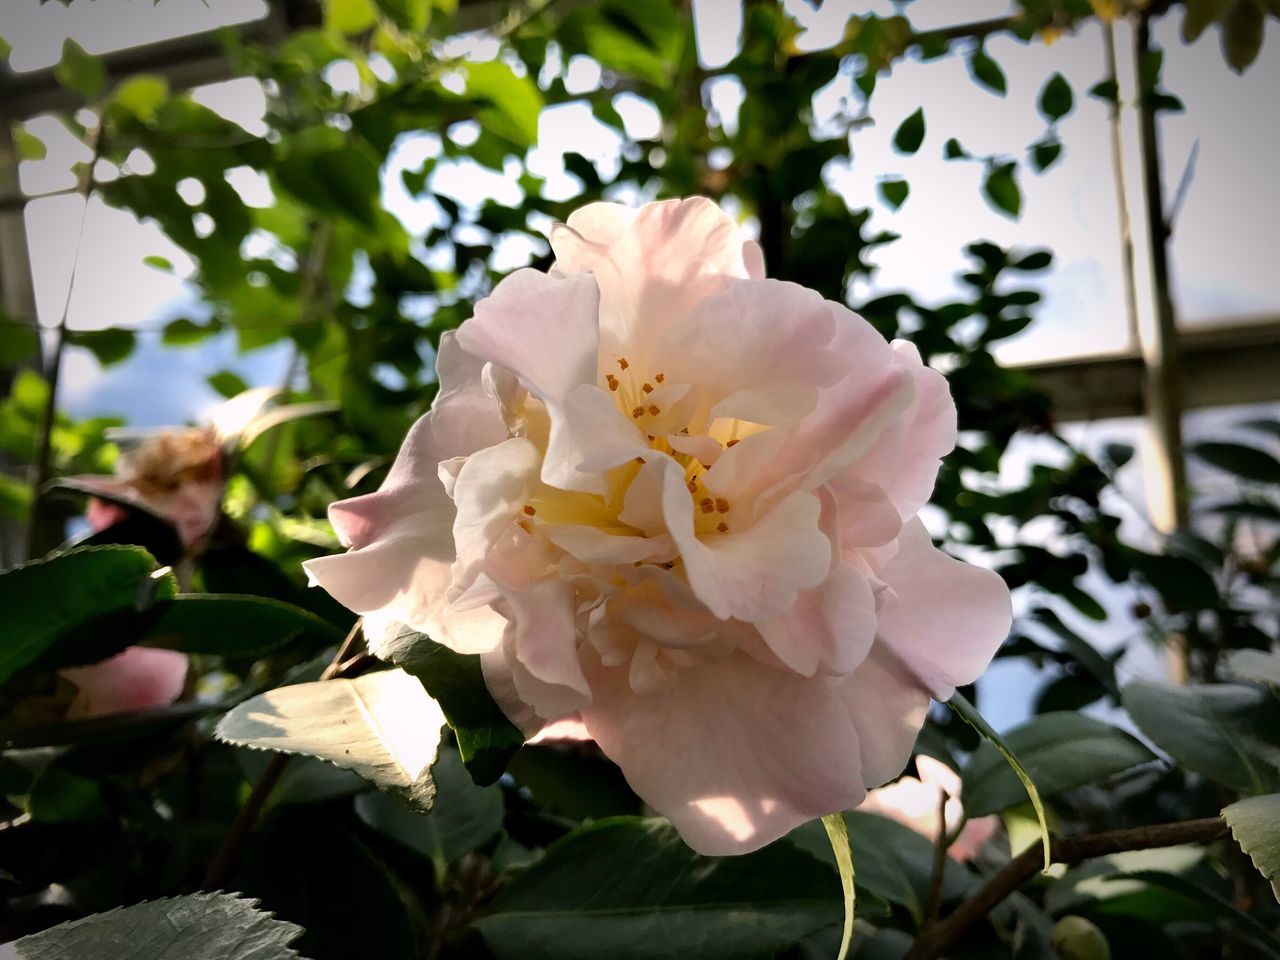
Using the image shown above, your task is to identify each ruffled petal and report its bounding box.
[838,644,932,788]
[874,519,1012,700]
[580,647,865,855]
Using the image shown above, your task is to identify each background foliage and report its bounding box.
[2,0,1280,957]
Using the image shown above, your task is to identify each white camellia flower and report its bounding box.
[306,197,1012,855]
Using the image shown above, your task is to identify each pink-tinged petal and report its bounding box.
[617,457,672,536]
[448,438,541,600]
[839,645,932,788]
[63,647,187,719]
[951,815,999,862]
[846,340,956,520]
[528,714,593,744]
[875,519,1012,700]
[742,239,766,280]
[456,269,600,407]
[580,648,865,855]
[305,531,500,656]
[657,279,845,427]
[667,478,832,622]
[825,474,902,549]
[550,198,753,356]
[605,566,721,649]
[546,384,650,490]
[756,486,876,676]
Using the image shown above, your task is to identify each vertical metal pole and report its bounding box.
[1132,12,1190,681]
[0,117,41,567]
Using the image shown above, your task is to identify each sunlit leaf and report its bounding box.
[949,691,1050,868]
[822,812,855,960]
[10,892,305,959]
[55,38,106,99]
[1223,793,1280,901]
[216,668,446,811]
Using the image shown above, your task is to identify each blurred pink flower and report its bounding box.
[862,755,998,861]
[61,647,188,719]
[74,427,225,552]
[306,197,1011,854]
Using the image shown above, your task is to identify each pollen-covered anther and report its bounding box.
[655,372,665,383]
[522,505,536,516]
[642,382,654,394]
[699,497,715,514]
[647,404,660,416]
[715,498,730,513]
[634,456,645,465]
[726,438,740,448]
[606,374,619,391]
[632,406,645,419]
[686,479,698,494]
[618,357,630,371]
[716,521,729,533]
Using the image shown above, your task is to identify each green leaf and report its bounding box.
[142,254,172,271]
[968,46,1007,95]
[962,712,1154,816]
[0,316,39,365]
[68,328,136,367]
[373,0,429,31]
[1031,138,1063,172]
[355,743,504,881]
[1223,0,1265,72]
[1222,793,1280,900]
[476,818,843,960]
[1190,440,1280,483]
[943,137,968,159]
[109,75,168,123]
[1183,0,1232,42]
[1038,72,1074,122]
[892,107,925,154]
[1129,552,1219,612]
[948,691,1050,868]
[27,768,108,823]
[0,546,170,686]
[460,60,544,149]
[55,39,106,99]
[878,178,909,209]
[0,35,11,62]
[822,813,855,960]
[1224,649,1280,689]
[216,668,446,811]
[0,473,32,521]
[141,595,343,657]
[276,138,381,229]
[1089,79,1119,103]
[983,161,1022,218]
[389,628,524,785]
[1208,499,1280,522]
[325,0,378,34]
[10,892,305,959]
[1030,607,1118,695]
[161,318,217,346]
[14,125,47,161]
[1123,680,1280,794]
[208,370,250,398]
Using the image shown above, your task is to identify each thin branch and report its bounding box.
[1103,20,1142,352]
[903,817,1230,960]
[202,618,365,890]
[922,789,951,929]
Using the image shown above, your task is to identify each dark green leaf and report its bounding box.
[1123,680,1280,794]
[142,595,343,657]
[27,768,108,823]
[943,137,968,160]
[55,39,106,99]
[0,316,39,365]
[390,628,524,785]
[276,141,381,229]
[878,178,909,209]
[1038,72,1074,122]
[1129,552,1219,613]
[355,743,503,877]
[1183,0,1232,42]
[1191,441,1280,484]
[892,108,925,155]
[1209,499,1280,522]
[68,328,136,367]
[476,818,842,960]
[0,546,170,686]
[208,371,250,398]
[968,46,1007,95]
[373,0,429,32]
[10,892,305,959]
[1088,79,1119,103]
[962,712,1153,816]
[1223,0,1265,72]
[14,125,47,161]
[1030,138,1062,173]
[1030,608,1118,694]
[983,162,1022,218]
[161,318,218,347]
